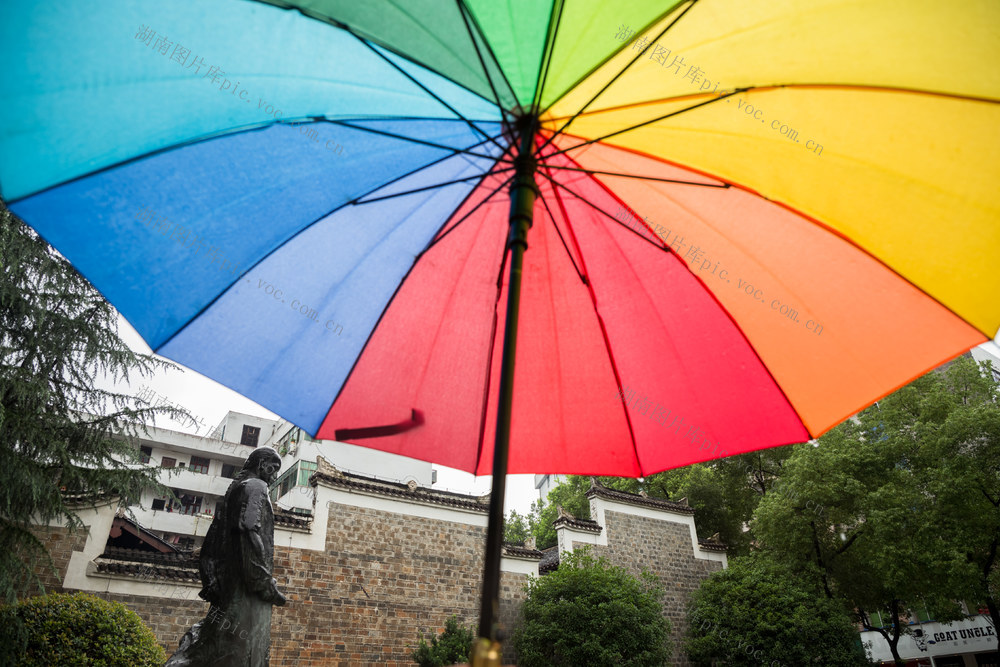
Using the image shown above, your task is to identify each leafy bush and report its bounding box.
[514,548,672,666]
[686,555,873,666]
[412,615,475,666]
[0,591,166,666]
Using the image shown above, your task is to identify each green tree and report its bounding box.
[503,509,530,545]
[411,615,474,667]
[0,204,178,602]
[922,358,1000,632]
[686,555,872,666]
[513,548,672,666]
[527,476,599,550]
[0,591,166,666]
[753,355,999,665]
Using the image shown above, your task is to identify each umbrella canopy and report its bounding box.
[3,0,996,477]
[3,0,999,651]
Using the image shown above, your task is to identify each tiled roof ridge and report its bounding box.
[586,482,696,514]
[94,559,199,583]
[100,546,197,565]
[502,543,544,559]
[552,516,602,532]
[61,489,119,506]
[697,537,728,552]
[539,546,560,573]
[311,470,490,513]
[274,508,312,529]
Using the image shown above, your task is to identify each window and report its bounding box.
[297,461,317,486]
[177,493,202,515]
[269,464,299,500]
[161,457,176,469]
[139,446,151,464]
[867,611,889,628]
[221,463,237,479]
[240,425,260,448]
[151,498,165,511]
[190,456,210,474]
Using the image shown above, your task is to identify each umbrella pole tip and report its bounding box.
[470,637,502,667]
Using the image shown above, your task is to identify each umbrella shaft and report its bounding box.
[478,127,537,644]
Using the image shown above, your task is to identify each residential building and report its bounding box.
[533,472,566,501]
[130,410,434,549]
[972,340,1000,384]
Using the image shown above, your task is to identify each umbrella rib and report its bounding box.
[542,90,744,159]
[318,165,511,440]
[155,140,506,353]
[331,119,511,162]
[534,0,703,157]
[3,116,502,205]
[343,21,511,155]
[343,131,507,206]
[534,184,586,284]
[264,0,510,153]
[539,166,646,476]
[456,0,518,140]
[536,170,670,253]
[354,168,514,206]
[538,163,729,188]
[551,152,829,447]
[529,0,566,114]
[542,81,1000,126]
[421,164,517,473]
[427,173,517,251]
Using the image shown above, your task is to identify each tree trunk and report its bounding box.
[982,537,1000,633]
[887,598,905,666]
[985,593,1000,637]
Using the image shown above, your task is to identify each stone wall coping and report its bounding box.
[502,544,544,560]
[274,510,313,533]
[90,557,199,585]
[552,516,602,533]
[585,485,695,515]
[312,470,489,515]
[698,538,728,552]
[100,546,197,566]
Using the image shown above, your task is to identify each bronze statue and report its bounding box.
[166,448,286,666]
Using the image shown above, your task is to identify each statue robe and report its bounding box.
[166,476,277,667]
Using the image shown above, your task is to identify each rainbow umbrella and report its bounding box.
[3,0,998,656]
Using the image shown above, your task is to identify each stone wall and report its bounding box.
[556,488,728,667]
[26,525,89,594]
[589,510,725,665]
[268,503,501,666]
[30,474,725,666]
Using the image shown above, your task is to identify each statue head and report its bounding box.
[238,448,282,485]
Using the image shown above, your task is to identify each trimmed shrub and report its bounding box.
[412,615,475,667]
[0,591,166,666]
[514,548,672,666]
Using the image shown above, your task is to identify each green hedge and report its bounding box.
[412,615,475,666]
[514,549,672,666]
[0,592,166,666]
